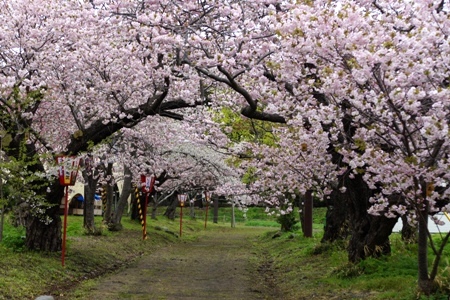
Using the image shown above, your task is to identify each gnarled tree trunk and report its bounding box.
[401,214,417,244]
[151,194,158,220]
[25,207,62,251]
[13,139,65,252]
[321,189,350,243]
[25,181,64,251]
[344,174,398,262]
[164,193,178,220]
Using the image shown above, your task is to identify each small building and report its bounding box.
[59,184,103,216]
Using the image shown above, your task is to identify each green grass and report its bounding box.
[1,207,449,299]
[173,205,282,227]
[254,214,450,300]
[0,213,187,299]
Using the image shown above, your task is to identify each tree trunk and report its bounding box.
[348,214,398,262]
[345,174,398,262]
[296,194,305,235]
[103,162,114,224]
[321,190,350,243]
[189,194,196,219]
[25,206,62,251]
[151,194,158,220]
[417,182,435,295]
[25,182,64,251]
[82,168,99,234]
[130,183,140,221]
[164,194,178,220]
[417,205,434,294]
[401,214,417,244]
[5,134,65,251]
[109,166,132,231]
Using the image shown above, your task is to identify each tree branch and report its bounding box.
[66,79,171,154]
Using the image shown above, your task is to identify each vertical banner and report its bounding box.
[140,174,155,193]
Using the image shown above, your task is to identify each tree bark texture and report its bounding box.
[400,214,417,244]
[296,194,305,234]
[25,181,65,251]
[109,166,132,231]
[25,205,62,251]
[4,129,65,252]
[103,162,114,224]
[164,194,178,220]
[82,168,99,234]
[130,184,140,221]
[321,190,350,243]
[417,183,434,295]
[151,194,158,220]
[338,173,397,262]
[189,194,196,219]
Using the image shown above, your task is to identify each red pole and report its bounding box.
[62,185,69,267]
[179,206,183,237]
[143,193,149,240]
[204,204,209,229]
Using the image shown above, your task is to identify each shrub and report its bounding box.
[277,212,298,232]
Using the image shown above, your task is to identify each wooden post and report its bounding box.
[303,190,313,238]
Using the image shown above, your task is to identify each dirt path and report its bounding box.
[68,227,279,300]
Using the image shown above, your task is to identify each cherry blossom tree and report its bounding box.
[103,116,242,223]
[256,0,450,294]
[0,0,206,250]
[2,0,449,295]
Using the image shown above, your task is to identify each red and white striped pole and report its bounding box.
[140,174,155,240]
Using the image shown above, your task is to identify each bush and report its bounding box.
[2,232,26,252]
[277,212,298,232]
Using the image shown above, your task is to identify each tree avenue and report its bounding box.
[0,0,449,295]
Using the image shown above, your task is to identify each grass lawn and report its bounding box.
[0,206,449,299]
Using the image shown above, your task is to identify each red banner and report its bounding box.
[140,174,155,193]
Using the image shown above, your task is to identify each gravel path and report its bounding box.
[69,227,279,300]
